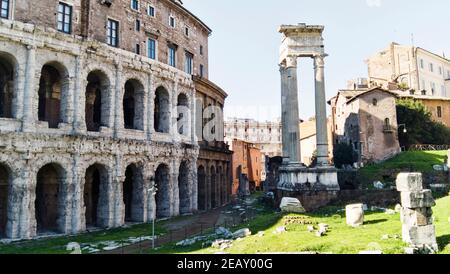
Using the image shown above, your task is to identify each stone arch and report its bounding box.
[178,161,191,215]
[84,163,110,228]
[154,86,171,133]
[197,165,206,211]
[0,52,17,119]
[85,70,111,132]
[218,165,225,207]
[155,163,171,219]
[123,163,145,222]
[123,79,145,130]
[37,62,70,128]
[210,165,218,208]
[0,162,11,238]
[35,163,66,234]
[176,92,189,135]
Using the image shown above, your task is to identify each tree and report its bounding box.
[333,143,358,169]
[397,98,450,147]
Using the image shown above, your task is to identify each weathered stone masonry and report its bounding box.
[0,18,202,239]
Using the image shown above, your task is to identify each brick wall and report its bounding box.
[12,0,209,78]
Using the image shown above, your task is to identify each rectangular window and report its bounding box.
[147,38,156,60]
[430,63,434,72]
[57,2,72,34]
[168,45,176,67]
[0,0,9,19]
[439,66,443,75]
[169,16,176,28]
[200,45,203,55]
[442,85,446,97]
[185,26,189,37]
[420,59,424,69]
[431,82,436,95]
[131,0,139,10]
[135,19,140,31]
[437,106,442,118]
[148,5,155,17]
[200,64,204,77]
[185,52,193,74]
[135,43,140,55]
[107,19,119,47]
[447,70,450,79]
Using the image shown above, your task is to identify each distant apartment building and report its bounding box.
[367,42,450,97]
[228,139,262,195]
[367,43,450,127]
[225,118,333,176]
[225,118,282,181]
[328,87,401,164]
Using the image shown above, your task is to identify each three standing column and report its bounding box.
[314,54,330,167]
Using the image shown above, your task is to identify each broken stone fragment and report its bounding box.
[401,190,436,209]
[279,197,306,214]
[402,225,438,247]
[396,173,423,192]
[346,203,364,227]
[232,228,252,239]
[401,207,433,227]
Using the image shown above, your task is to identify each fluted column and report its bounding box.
[314,54,330,167]
[280,56,301,164]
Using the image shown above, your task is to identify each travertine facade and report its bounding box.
[194,76,232,211]
[0,0,228,240]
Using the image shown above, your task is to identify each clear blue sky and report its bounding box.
[184,0,450,121]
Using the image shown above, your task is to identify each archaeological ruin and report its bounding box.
[0,0,231,240]
[276,24,340,210]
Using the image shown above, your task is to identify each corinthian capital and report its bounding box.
[313,54,327,69]
[285,56,298,68]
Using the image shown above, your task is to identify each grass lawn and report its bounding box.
[149,195,450,255]
[358,150,448,189]
[0,221,168,254]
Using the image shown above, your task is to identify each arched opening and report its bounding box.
[225,165,230,203]
[35,163,65,234]
[86,71,110,132]
[123,164,144,222]
[177,93,189,135]
[154,86,170,133]
[210,166,217,209]
[0,164,10,238]
[123,80,144,130]
[38,64,68,128]
[219,166,225,207]
[178,161,190,215]
[84,164,108,228]
[197,165,206,211]
[0,55,14,118]
[155,164,170,219]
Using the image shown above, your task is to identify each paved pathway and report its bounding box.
[100,207,225,254]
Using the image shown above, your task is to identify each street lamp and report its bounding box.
[148,180,158,250]
[398,124,408,134]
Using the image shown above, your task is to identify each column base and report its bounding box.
[278,165,340,192]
